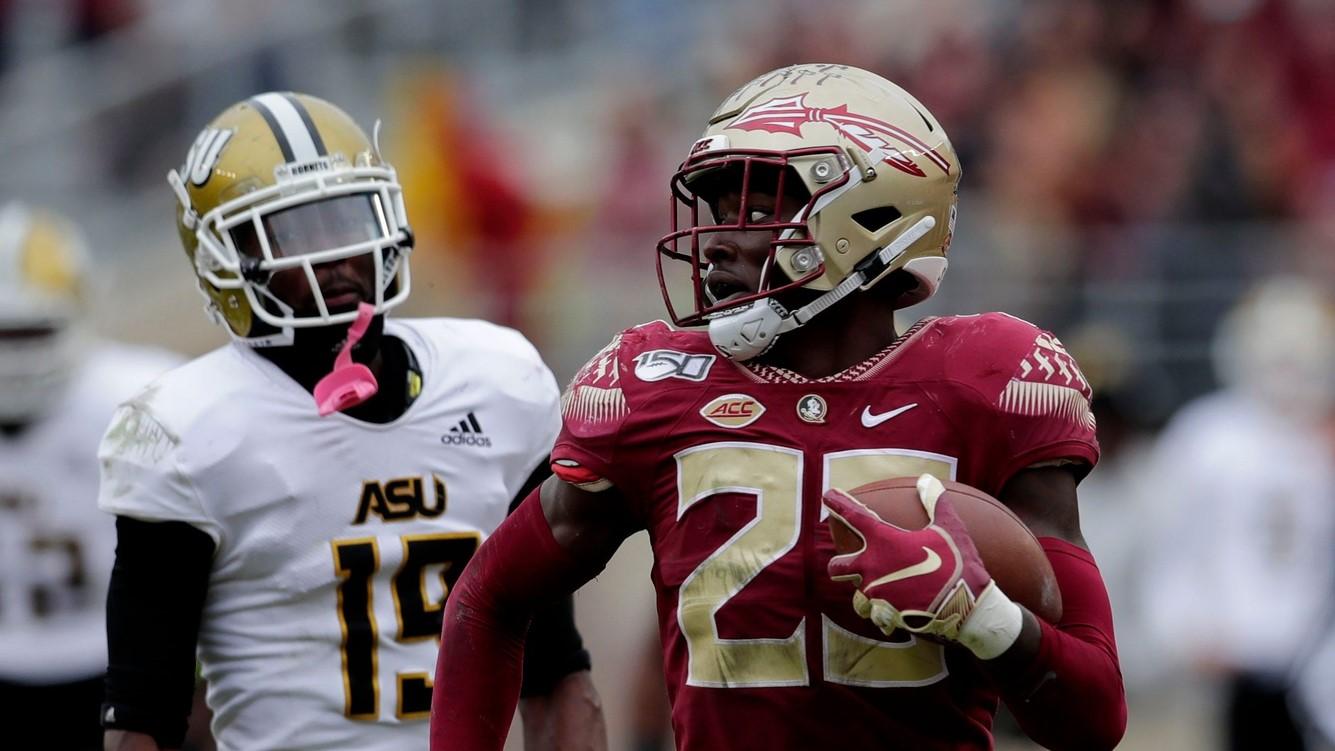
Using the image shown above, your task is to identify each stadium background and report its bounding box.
[3,0,1333,748]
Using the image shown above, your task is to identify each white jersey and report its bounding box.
[1142,391,1335,676]
[0,341,181,683]
[98,318,561,751]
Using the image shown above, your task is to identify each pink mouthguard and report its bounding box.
[314,303,380,416]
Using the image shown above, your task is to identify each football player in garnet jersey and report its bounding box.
[99,93,605,751]
[431,64,1126,751]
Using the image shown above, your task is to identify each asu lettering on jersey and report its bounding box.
[353,475,448,524]
[551,313,1098,751]
[99,318,559,751]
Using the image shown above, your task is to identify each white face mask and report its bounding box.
[0,325,79,424]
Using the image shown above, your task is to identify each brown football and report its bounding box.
[827,476,1062,624]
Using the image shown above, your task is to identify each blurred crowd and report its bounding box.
[0,0,1333,749]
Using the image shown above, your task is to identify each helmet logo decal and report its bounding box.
[727,94,950,177]
[183,128,233,186]
[689,135,729,156]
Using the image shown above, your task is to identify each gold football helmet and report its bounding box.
[168,92,412,346]
[657,64,961,360]
[0,203,88,422]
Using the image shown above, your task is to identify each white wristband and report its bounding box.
[958,582,1024,660]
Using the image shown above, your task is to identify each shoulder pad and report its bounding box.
[939,313,1094,424]
[561,333,631,436]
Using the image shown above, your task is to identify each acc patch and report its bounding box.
[700,393,765,429]
[634,349,716,383]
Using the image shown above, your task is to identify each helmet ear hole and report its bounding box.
[851,206,902,233]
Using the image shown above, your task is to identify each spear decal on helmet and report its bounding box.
[726,94,951,178]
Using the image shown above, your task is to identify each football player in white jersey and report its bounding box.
[98,93,606,751]
[0,203,181,750]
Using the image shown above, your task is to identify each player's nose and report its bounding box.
[701,234,742,266]
[314,255,373,290]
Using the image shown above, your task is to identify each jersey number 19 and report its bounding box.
[331,532,480,720]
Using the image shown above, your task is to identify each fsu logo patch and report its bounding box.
[796,394,828,424]
[700,393,765,429]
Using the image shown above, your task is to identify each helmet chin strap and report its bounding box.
[708,215,937,361]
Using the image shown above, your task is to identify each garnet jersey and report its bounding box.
[0,343,180,684]
[552,314,1098,751]
[98,319,559,751]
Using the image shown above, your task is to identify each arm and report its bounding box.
[982,465,1126,751]
[507,462,607,751]
[825,467,1125,751]
[519,671,605,751]
[103,517,214,751]
[430,477,637,751]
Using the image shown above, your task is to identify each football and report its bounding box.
[827,476,1063,624]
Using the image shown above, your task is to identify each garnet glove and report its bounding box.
[824,474,1023,659]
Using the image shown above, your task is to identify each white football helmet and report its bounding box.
[1213,276,1335,420]
[168,92,412,347]
[656,64,961,360]
[0,203,88,423]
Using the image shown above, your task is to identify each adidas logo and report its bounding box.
[441,412,491,448]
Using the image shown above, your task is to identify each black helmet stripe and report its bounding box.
[248,92,323,163]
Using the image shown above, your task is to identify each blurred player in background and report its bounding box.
[432,64,1124,750]
[1144,277,1335,751]
[1298,609,1335,750]
[99,93,605,751]
[0,204,180,751]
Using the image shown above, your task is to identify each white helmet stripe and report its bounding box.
[251,92,322,163]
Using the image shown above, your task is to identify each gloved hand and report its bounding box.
[824,474,1024,659]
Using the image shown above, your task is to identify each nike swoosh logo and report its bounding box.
[866,546,942,588]
[860,402,918,428]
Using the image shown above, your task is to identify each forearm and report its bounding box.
[104,517,213,748]
[981,538,1126,751]
[430,491,603,751]
[519,671,607,751]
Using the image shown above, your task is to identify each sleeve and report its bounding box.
[431,491,605,751]
[97,402,222,544]
[478,322,564,503]
[506,463,593,697]
[550,334,632,492]
[102,516,215,748]
[528,363,563,488]
[965,317,1100,495]
[993,538,1127,750]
